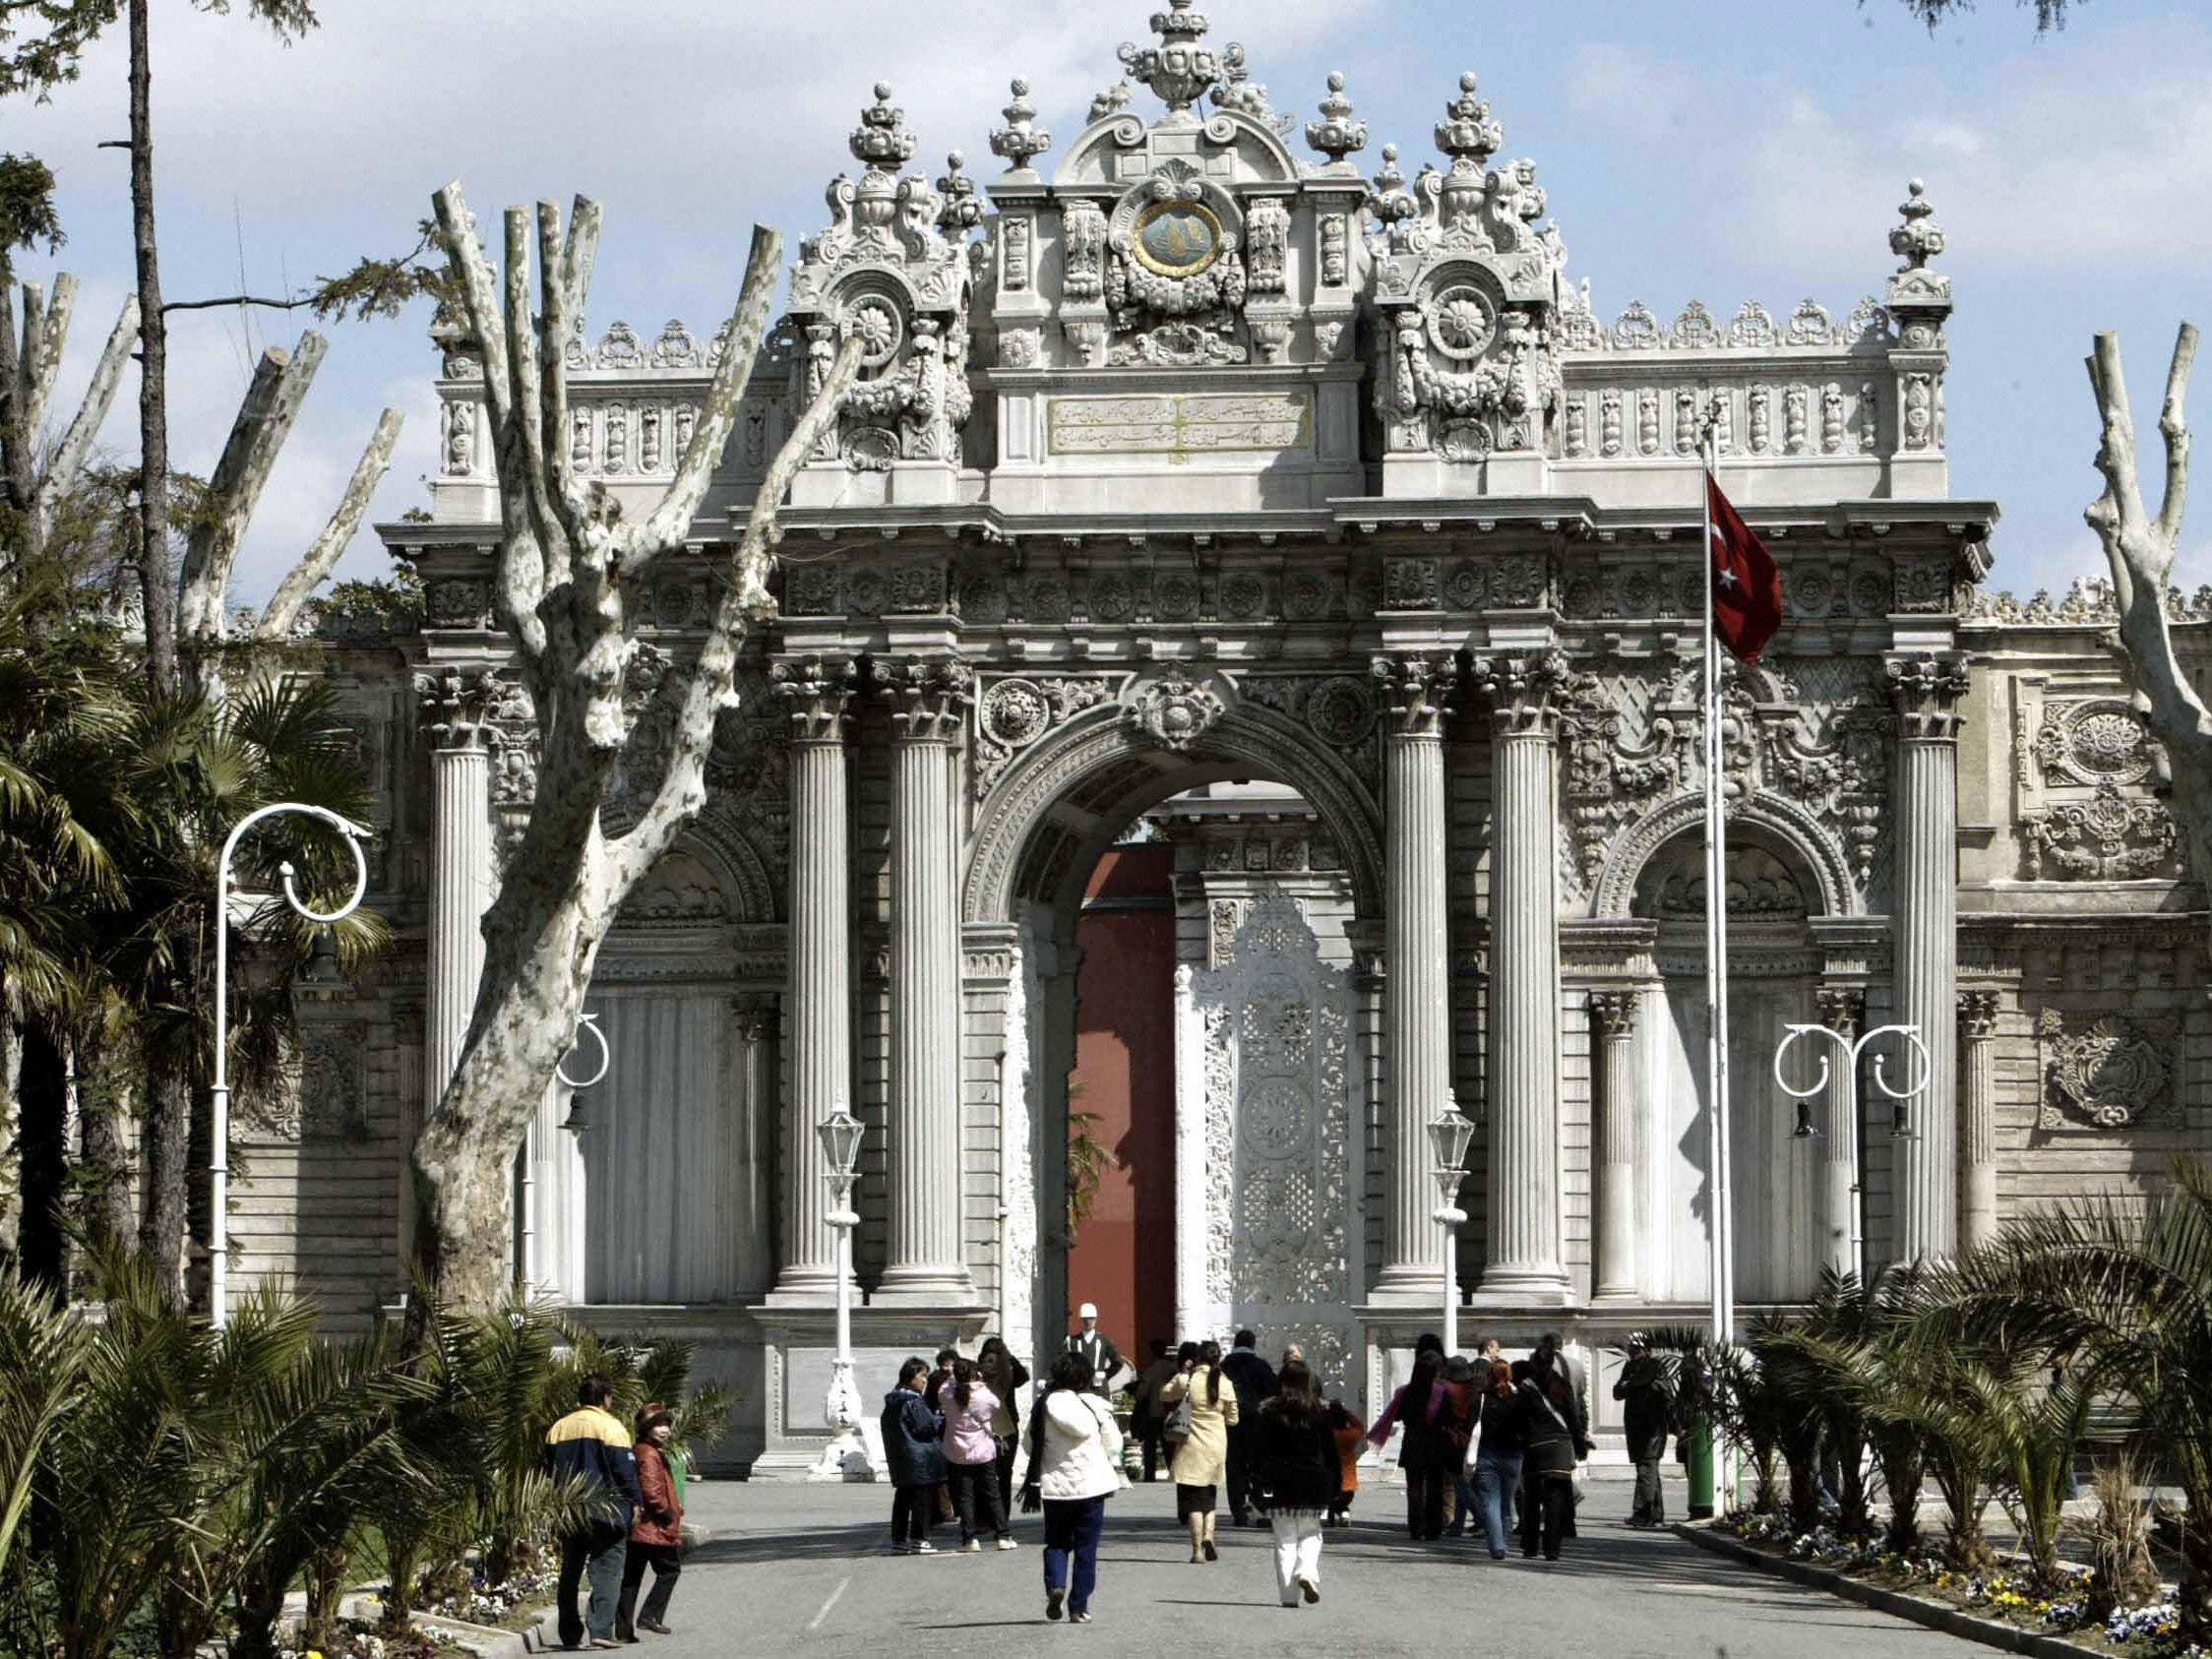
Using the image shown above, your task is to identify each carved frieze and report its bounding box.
[2034,1008,2181,1131]
[2022,783,2182,882]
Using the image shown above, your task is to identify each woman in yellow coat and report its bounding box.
[1157,1339,1240,1563]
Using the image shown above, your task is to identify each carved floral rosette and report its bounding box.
[2018,699,2182,882]
[2034,1007,2181,1132]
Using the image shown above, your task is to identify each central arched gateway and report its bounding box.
[961,682,1385,1393]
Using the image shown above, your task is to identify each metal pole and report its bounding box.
[1443,1216,1459,1357]
[209,803,370,1327]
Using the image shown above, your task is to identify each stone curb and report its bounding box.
[331,1592,533,1659]
[1674,1522,2105,1659]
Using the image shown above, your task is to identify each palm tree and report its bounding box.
[1913,1155,2212,1638]
[101,673,389,1303]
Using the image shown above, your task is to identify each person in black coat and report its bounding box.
[881,1357,947,1554]
[1516,1344,1591,1562]
[1613,1336,1675,1526]
[1218,1329,1279,1525]
[1251,1360,1341,1607]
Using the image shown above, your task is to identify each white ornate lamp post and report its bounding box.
[211,803,371,1327]
[811,1100,871,1481]
[1773,1021,1931,1283]
[1427,1095,1476,1356]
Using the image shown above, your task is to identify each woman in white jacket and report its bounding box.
[1020,1351,1124,1626]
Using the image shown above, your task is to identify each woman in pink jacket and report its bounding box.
[942,1358,1014,1551]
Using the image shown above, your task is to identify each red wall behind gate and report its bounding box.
[1065,844,1178,1374]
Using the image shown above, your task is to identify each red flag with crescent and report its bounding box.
[1707,474,1783,664]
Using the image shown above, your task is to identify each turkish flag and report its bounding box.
[1707,475,1784,664]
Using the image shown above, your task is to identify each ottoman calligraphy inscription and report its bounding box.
[1047,391,1312,460]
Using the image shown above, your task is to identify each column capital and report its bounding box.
[876,654,975,744]
[414,665,498,751]
[732,994,779,1045]
[772,654,859,744]
[1470,648,1571,737]
[1814,985,1866,1037]
[1958,989,2000,1040]
[1885,651,1970,742]
[1371,652,1458,738]
[1588,988,1640,1038]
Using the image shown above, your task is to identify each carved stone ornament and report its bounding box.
[250,1025,370,1141]
[2034,1007,2180,1131]
[2022,783,2182,882]
[1886,653,1970,742]
[415,665,497,750]
[877,656,974,743]
[972,675,1113,798]
[2033,699,2161,789]
[1125,663,1230,752]
[770,655,858,743]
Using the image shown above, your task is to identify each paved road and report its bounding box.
[586,1476,1997,1658]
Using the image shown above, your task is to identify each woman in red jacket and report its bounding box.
[616,1404,685,1640]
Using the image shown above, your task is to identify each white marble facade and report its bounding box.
[236,4,2212,1471]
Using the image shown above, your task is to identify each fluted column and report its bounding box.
[416,667,495,1143]
[877,657,977,1304]
[1887,654,1968,1260]
[1370,653,1457,1302]
[1958,991,2000,1256]
[1472,649,1574,1306]
[1814,987,1866,1279]
[768,656,856,1303]
[1589,989,1640,1301]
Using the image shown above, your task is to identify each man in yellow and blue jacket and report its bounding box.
[544,1374,644,1648]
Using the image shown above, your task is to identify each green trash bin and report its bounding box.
[1687,1414,1715,1519]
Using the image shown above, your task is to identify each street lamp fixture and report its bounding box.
[1426,1095,1475,1357]
[1772,1021,1933,1284]
[212,803,372,1328]
[555,1011,611,1134]
[812,1099,872,1481]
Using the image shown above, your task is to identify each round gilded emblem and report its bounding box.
[1132,199,1224,277]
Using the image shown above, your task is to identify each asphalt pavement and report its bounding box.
[588,1474,2001,1658]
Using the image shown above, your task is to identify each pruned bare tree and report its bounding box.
[2084,324,2209,883]
[174,332,403,701]
[0,275,140,564]
[410,185,861,1310]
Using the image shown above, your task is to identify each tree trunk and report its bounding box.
[138,1059,189,1302]
[128,0,175,695]
[413,859,612,1315]
[74,1068,135,1255]
[0,1008,21,1261]
[14,1019,68,1296]
[0,261,31,532]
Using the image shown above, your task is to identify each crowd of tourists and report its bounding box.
[857,1304,1687,1627]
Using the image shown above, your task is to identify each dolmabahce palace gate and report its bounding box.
[239,3,2212,1471]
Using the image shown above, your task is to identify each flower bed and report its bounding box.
[276,1618,467,1659]
[423,1549,563,1633]
[1715,1511,2199,1657]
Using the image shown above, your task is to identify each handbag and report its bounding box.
[1164,1385,1195,1448]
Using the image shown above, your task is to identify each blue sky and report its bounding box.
[12,0,2208,602]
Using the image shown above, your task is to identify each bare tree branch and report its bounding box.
[31,293,137,548]
[611,333,863,889]
[2157,321,2199,552]
[18,272,73,439]
[160,292,315,315]
[637,223,784,565]
[176,332,327,646]
[432,180,547,674]
[255,405,403,638]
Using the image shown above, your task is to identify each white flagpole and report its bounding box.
[1701,417,1738,1512]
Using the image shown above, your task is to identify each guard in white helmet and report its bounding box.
[1065,1302,1124,1399]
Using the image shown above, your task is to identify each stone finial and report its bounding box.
[1367,142,1417,229]
[1306,71,1368,167]
[849,82,917,173]
[1119,0,1221,115]
[1436,70,1504,167]
[935,153,983,235]
[1888,177,1944,271]
[989,79,1054,174]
